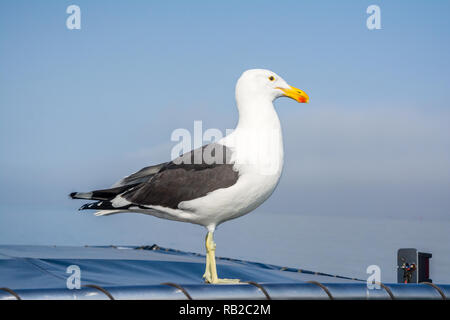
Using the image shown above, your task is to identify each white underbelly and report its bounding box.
[179,169,282,226]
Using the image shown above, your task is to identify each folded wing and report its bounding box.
[71,143,239,211]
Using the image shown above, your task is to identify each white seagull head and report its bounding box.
[235,69,309,104]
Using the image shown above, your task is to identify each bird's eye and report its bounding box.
[268,76,275,81]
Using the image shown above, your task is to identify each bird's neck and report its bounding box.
[226,97,284,177]
[235,98,281,132]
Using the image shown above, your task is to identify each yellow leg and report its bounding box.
[202,233,212,281]
[203,231,240,284]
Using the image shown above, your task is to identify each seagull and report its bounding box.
[70,69,309,284]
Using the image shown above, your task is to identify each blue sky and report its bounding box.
[1,1,449,281]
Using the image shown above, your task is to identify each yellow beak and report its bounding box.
[277,86,309,103]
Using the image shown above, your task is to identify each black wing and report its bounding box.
[74,143,239,210]
[122,143,238,209]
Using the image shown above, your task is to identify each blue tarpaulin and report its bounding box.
[1,245,448,300]
[0,244,359,290]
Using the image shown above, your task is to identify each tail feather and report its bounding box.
[78,198,135,212]
[70,192,93,200]
[94,210,125,216]
[70,184,139,201]
[79,200,119,211]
